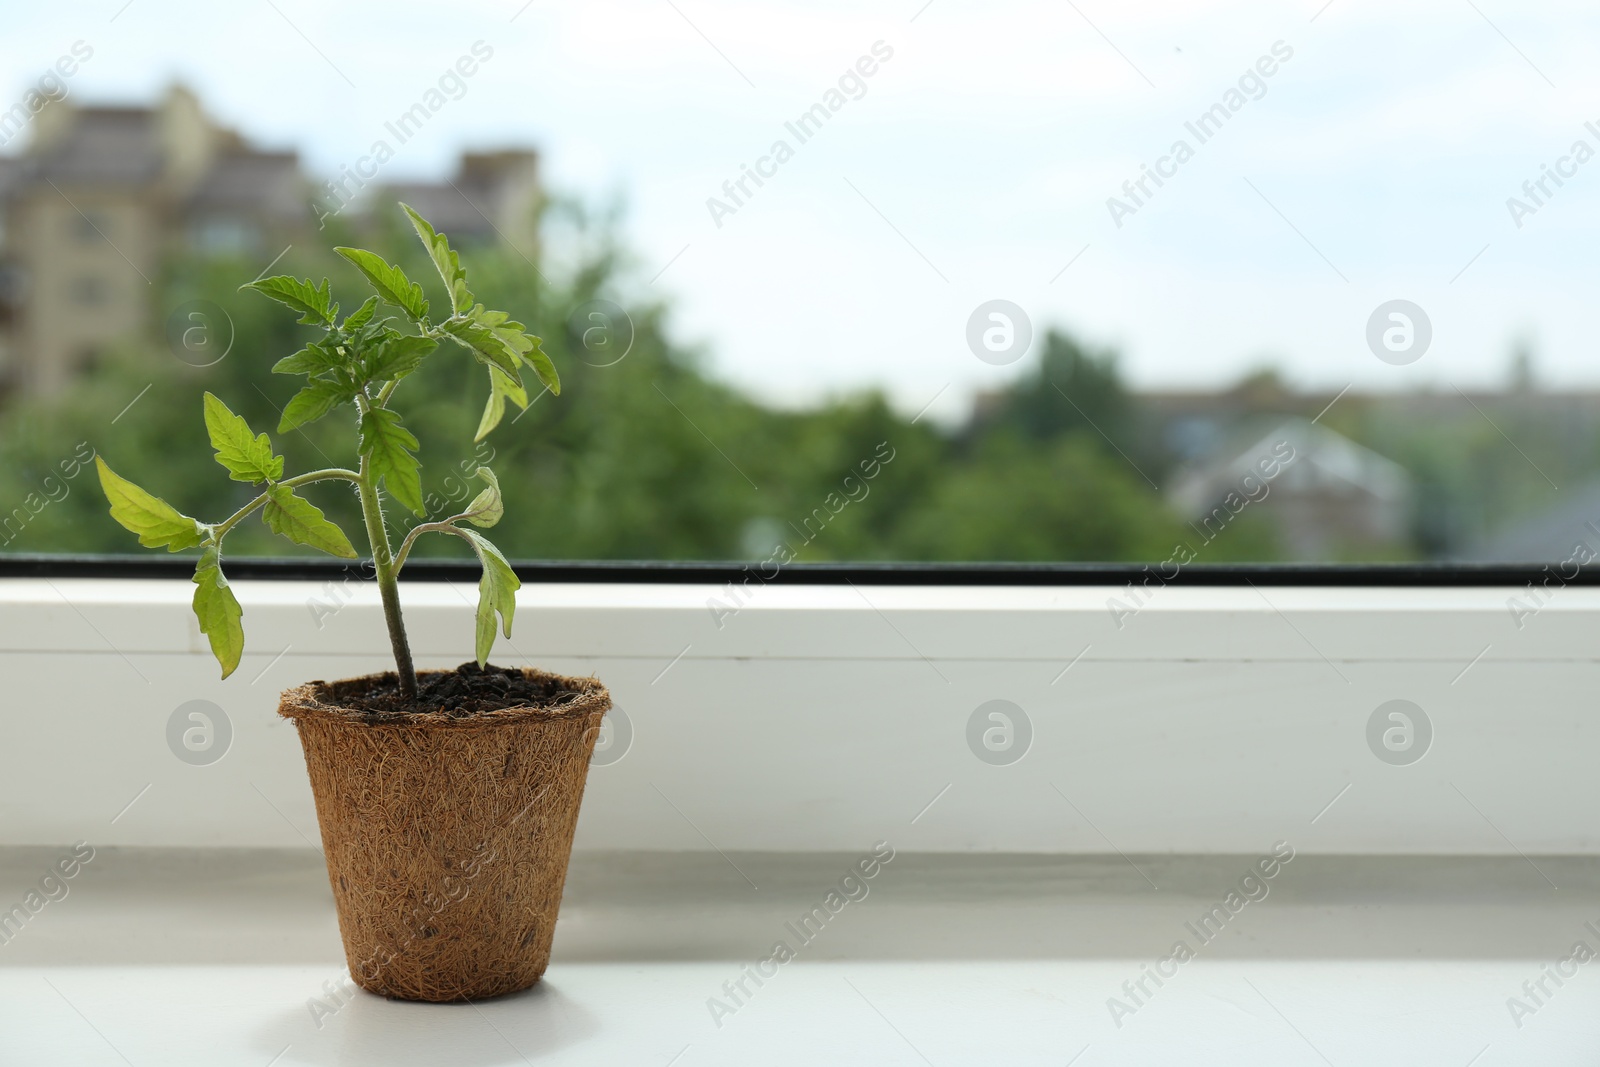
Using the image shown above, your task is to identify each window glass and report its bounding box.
[0,4,1588,564]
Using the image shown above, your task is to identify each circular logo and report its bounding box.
[590,706,633,767]
[567,299,634,368]
[1365,300,1431,366]
[1366,699,1432,766]
[165,300,235,367]
[166,699,233,766]
[966,699,1032,766]
[966,300,1033,366]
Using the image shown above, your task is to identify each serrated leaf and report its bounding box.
[469,304,558,395]
[441,317,523,385]
[459,529,518,666]
[364,334,437,384]
[475,364,528,442]
[334,247,429,322]
[95,457,206,552]
[400,203,474,315]
[470,305,560,394]
[278,378,356,433]
[242,276,337,327]
[461,467,503,528]
[271,341,344,377]
[358,407,425,517]
[262,485,358,559]
[342,295,380,332]
[203,392,283,484]
[520,334,560,396]
[192,546,244,679]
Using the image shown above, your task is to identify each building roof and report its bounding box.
[25,107,164,186]
[380,181,490,238]
[184,150,307,223]
[1169,417,1410,517]
[382,150,538,241]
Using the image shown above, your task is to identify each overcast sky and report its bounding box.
[5,0,1600,419]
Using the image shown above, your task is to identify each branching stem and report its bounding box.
[211,468,360,538]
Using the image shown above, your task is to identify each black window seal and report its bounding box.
[0,554,1574,586]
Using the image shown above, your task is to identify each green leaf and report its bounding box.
[95,457,206,552]
[192,546,244,679]
[334,247,429,322]
[271,341,344,377]
[475,364,528,442]
[461,467,503,528]
[459,529,519,667]
[358,407,425,517]
[203,392,283,484]
[278,378,356,433]
[364,334,437,384]
[520,334,561,396]
[400,203,474,316]
[464,304,559,395]
[262,485,358,558]
[440,317,523,385]
[342,295,380,332]
[241,276,337,327]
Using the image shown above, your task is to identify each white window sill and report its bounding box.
[2,576,1592,854]
[2,847,1591,1065]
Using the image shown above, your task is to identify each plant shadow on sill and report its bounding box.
[249,981,598,1067]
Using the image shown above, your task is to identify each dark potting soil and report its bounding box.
[323,663,589,721]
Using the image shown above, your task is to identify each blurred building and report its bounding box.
[1169,418,1413,560]
[0,86,309,394]
[0,85,543,397]
[384,150,541,256]
[1459,481,1600,563]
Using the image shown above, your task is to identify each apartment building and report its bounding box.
[0,85,541,397]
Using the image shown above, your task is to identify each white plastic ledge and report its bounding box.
[3,577,1596,855]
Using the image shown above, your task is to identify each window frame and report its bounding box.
[0,554,1585,587]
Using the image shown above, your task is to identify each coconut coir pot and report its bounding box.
[279,664,608,1002]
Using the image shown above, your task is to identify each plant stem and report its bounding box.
[392,521,459,574]
[351,390,419,697]
[211,468,360,538]
[356,455,418,697]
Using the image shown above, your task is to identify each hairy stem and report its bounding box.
[392,521,461,574]
[351,400,417,697]
[357,457,418,697]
